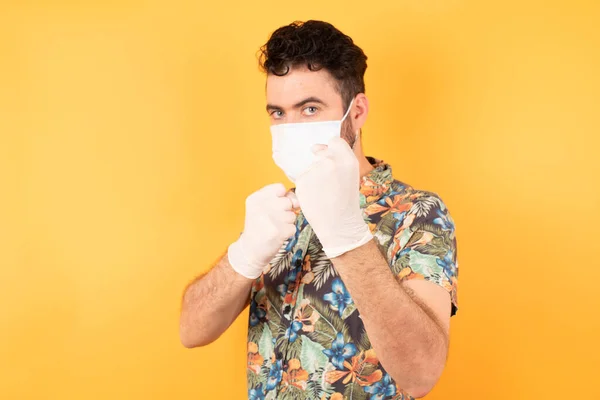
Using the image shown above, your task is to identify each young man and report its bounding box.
[180,20,458,400]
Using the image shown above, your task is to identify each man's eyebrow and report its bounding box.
[293,96,327,108]
[266,97,328,112]
[266,103,281,112]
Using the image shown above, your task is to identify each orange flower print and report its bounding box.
[320,393,344,400]
[408,191,425,200]
[247,342,264,375]
[397,267,413,280]
[293,299,320,333]
[280,359,309,392]
[361,178,388,203]
[326,349,383,387]
[397,266,424,282]
[367,195,412,218]
[301,254,315,284]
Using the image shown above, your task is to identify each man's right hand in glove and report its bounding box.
[228,183,299,279]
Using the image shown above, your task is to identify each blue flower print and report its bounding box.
[364,374,396,400]
[290,249,303,270]
[392,211,407,231]
[323,278,353,317]
[436,250,456,279]
[248,383,265,400]
[266,359,283,390]
[277,268,299,298]
[322,332,357,370]
[249,299,266,327]
[284,228,300,253]
[285,320,303,343]
[433,209,454,231]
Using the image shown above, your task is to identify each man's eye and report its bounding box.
[303,106,318,116]
[271,111,284,119]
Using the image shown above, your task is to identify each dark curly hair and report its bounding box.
[259,20,368,110]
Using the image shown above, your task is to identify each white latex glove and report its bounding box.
[295,136,373,258]
[228,183,299,279]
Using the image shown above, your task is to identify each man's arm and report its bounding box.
[331,239,452,398]
[179,183,299,348]
[293,137,455,398]
[179,253,253,348]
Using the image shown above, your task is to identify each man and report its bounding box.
[180,20,458,400]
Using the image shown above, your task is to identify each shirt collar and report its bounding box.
[359,156,394,208]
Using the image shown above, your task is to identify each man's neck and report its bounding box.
[353,139,375,179]
[358,156,375,179]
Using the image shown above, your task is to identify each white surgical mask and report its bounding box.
[270,99,354,182]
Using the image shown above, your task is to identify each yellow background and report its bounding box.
[1,0,599,399]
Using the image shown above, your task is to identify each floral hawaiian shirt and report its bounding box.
[247,157,458,400]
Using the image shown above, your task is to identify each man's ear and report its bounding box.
[352,93,369,131]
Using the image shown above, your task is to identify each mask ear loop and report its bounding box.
[341,98,354,122]
[341,98,359,150]
[351,129,361,150]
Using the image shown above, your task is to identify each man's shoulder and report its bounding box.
[377,178,453,231]
[389,178,448,208]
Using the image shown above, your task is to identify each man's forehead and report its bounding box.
[266,67,338,106]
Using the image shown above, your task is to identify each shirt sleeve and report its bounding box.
[390,192,459,316]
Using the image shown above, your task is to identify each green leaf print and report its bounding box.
[265,390,277,400]
[373,229,393,250]
[341,302,357,320]
[296,284,305,305]
[413,235,449,258]
[306,378,323,400]
[394,227,415,253]
[377,214,396,239]
[392,253,410,275]
[412,221,444,237]
[258,324,273,361]
[309,249,338,292]
[269,244,292,280]
[406,250,440,277]
[359,361,380,378]
[247,368,263,389]
[275,333,303,360]
[296,225,313,254]
[248,321,265,344]
[344,382,368,400]
[265,285,283,326]
[300,336,329,374]
[440,228,456,249]
[311,262,337,292]
[404,231,427,248]
[278,386,306,400]
[357,327,372,353]
[370,169,392,186]
[409,195,442,218]
[304,294,350,348]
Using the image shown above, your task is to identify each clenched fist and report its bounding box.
[295,137,373,258]
[228,183,299,279]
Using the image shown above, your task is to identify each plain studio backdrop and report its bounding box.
[1,1,599,399]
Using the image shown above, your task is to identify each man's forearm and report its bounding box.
[331,240,448,398]
[179,252,253,348]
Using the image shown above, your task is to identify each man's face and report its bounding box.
[266,65,356,146]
